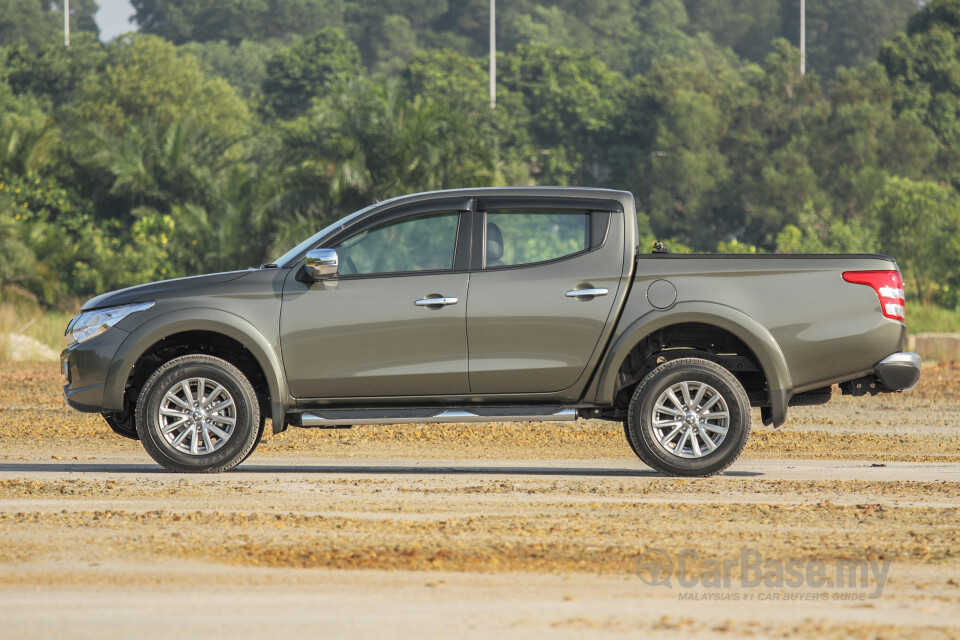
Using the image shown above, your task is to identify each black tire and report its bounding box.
[238,416,266,465]
[135,355,260,473]
[622,417,660,470]
[622,418,641,457]
[626,357,750,477]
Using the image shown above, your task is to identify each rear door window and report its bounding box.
[484,210,590,268]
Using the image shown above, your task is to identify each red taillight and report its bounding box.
[842,270,905,323]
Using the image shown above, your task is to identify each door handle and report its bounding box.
[415,297,459,307]
[565,288,608,298]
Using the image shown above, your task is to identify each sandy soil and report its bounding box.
[0,362,958,638]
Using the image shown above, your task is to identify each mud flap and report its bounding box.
[761,389,790,428]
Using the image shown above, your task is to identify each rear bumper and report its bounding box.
[874,352,922,392]
[839,352,921,397]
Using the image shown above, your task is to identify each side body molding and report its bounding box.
[101,308,289,430]
[589,301,793,426]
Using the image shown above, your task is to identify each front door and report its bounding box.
[281,211,470,399]
[466,207,625,394]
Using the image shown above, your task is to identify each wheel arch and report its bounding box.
[102,308,289,431]
[589,302,792,426]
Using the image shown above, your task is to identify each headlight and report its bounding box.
[65,301,155,345]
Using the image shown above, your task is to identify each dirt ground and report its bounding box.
[0,362,958,639]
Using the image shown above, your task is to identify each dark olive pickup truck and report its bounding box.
[61,187,921,476]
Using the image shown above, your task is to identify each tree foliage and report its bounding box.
[0,0,958,314]
[874,176,960,305]
[0,0,98,50]
[131,0,344,44]
[261,28,363,119]
[69,35,251,139]
[128,0,919,78]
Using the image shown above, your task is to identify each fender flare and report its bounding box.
[101,307,289,429]
[590,302,793,425]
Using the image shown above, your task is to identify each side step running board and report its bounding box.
[296,407,577,427]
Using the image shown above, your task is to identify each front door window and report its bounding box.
[336,212,460,276]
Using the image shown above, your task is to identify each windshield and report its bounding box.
[272,204,377,268]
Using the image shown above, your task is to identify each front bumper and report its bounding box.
[874,352,922,392]
[60,327,130,413]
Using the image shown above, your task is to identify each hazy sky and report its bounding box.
[95,0,137,41]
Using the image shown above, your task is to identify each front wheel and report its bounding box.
[135,355,261,473]
[625,357,751,477]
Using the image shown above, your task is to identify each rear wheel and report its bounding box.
[625,357,750,477]
[135,355,260,473]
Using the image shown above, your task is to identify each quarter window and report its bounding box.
[485,210,590,268]
[334,212,459,275]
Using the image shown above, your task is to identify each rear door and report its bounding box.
[466,204,626,394]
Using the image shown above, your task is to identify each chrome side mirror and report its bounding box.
[304,248,339,280]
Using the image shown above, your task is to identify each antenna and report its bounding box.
[373,179,399,204]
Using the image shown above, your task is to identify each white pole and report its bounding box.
[489,0,496,109]
[800,0,805,75]
[64,0,70,46]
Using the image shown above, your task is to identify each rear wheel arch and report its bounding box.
[593,304,792,423]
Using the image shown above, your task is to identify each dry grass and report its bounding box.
[910,303,960,333]
[0,303,72,361]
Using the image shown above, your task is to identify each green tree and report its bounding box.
[0,206,40,302]
[69,35,251,141]
[683,0,781,62]
[812,64,937,221]
[165,160,279,274]
[0,88,60,176]
[874,176,960,304]
[500,43,624,185]
[370,15,419,75]
[713,41,826,247]
[131,0,344,44]
[644,92,731,245]
[274,77,497,252]
[782,0,917,76]
[0,0,99,49]
[180,38,285,100]
[2,32,107,109]
[71,118,249,224]
[774,201,877,253]
[0,170,175,301]
[64,118,277,277]
[341,1,449,70]
[404,48,488,105]
[403,48,531,183]
[880,0,960,182]
[261,28,363,119]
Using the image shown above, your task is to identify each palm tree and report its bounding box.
[271,77,497,253]
[0,112,60,177]
[80,119,238,216]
